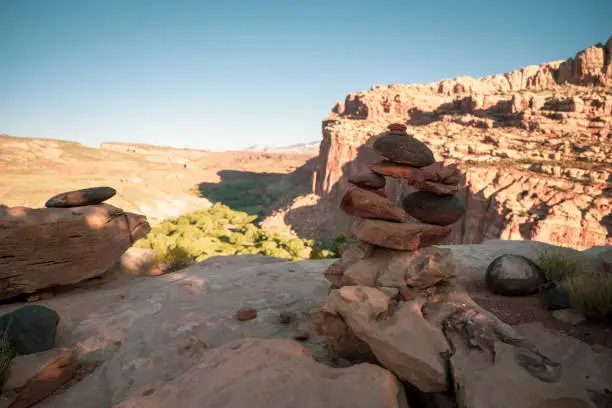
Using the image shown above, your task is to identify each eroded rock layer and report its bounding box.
[313,38,612,249]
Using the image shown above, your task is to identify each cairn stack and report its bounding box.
[315,125,574,406]
[327,123,466,291]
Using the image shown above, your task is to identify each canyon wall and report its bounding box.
[314,38,612,249]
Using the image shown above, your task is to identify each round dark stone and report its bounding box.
[402,191,465,226]
[45,186,117,208]
[0,305,60,355]
[373,134,435,168]
[485,254,545,296]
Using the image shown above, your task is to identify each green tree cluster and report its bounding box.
[134,203,342,270]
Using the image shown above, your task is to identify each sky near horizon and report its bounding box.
[1,1,611,152]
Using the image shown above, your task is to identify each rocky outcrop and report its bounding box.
[0,204,150,300]
[114,338,410,408]
[2,348,78,408]
[310,37,612,249]
[0,247,608,408]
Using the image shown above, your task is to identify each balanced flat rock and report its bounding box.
[45,187,117,208]
[351,218,451,251]
[340,187,407,222]
[373,134,435,168]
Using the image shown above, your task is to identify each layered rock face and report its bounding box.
[314,37,612,249]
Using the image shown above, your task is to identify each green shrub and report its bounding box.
[0,329,14,392]
[537,247,612,321]
[562,273,612,321]
[536,247,579,282]
[135,203,336,268]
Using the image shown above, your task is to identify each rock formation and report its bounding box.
[0,252,605,408]
[313,134,604,407]
[0,198,151,300]
[308,37,612,249]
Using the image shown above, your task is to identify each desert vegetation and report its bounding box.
[134,203,341,270]
[537,248,612,321]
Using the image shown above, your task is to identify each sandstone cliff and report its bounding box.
[311,37,611,249]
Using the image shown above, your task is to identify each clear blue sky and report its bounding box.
[1,1,610,151]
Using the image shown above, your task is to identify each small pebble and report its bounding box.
[292,328,310,341]
[236,307,257,321]
[279,311,293,324]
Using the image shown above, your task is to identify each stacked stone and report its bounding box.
[326,123,466,292]
[317,125,565,400]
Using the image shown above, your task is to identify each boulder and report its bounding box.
[377,247,456,289]
[340,187,407,222]
[373,134,435,168]
[447,320,610,408]
[2,348,77,408]
[112,247,157,276]
[485,254,545,296]
[44,187,117,208]
[348,172,386,190]
[0,204,151,300]
[402,191,465,226]
[0,306,59,355]
[322,286,451,392]
[351,218,451,251]
[113,338,410,408]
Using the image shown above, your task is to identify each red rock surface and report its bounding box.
[311,37,612,249]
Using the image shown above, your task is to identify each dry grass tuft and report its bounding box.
[537,247,612,321]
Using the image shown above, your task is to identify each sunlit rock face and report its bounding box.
[311,37,612,249]
[0,203,151,300]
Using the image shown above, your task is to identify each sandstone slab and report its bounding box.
[45,187,116,208]
[369,161,461,185]
[3,348,77,408]
[113,338,410,408]
[447,318,612,408]
[373,134,435,167]
[323,286,451,392]
[340,187,407,222]
[351,218,451,251]
[0,258,336,408]
[0,204,151,300]
[0,306,59,356]
[324,241,374,286]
